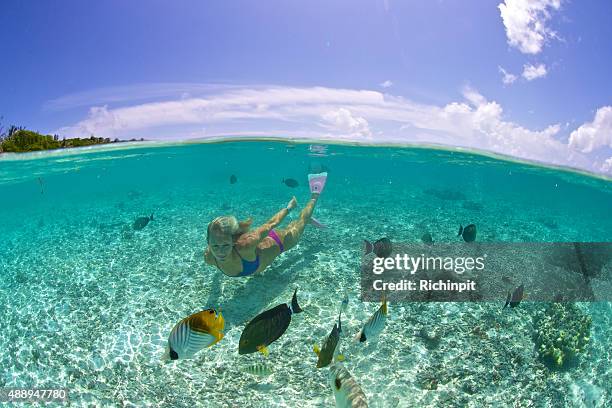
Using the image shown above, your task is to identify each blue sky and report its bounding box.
[1,0,611,174]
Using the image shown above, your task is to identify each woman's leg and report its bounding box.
[277,194,319,251]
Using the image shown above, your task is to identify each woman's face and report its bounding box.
[209,232,233,260]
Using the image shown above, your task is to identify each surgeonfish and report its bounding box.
[457,224,477,242]
[230,174,237,184]
[133,214,154,230]
[282,178,299,188]
[238,289,303,356]
[243,363,274,376]
[328,363,368,408]
[363,238,393,258]
[421,232,434,245]
[503,284,525,309]
[314,313,344,368]
[355,294,387,343]
[162,308,225,361]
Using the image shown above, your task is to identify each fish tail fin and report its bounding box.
[313,344,320,356]
[363,240,373,255]
[457,225,463,237]
[291,288,303,314]
[335,354,345,362]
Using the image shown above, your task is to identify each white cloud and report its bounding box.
[499,66,518,85]
[44,83,243,111]
[55,84,605,174]
[320,108,372,138]
[380,80,393,88]
[522,63,548,80]
[568,106,612,153]
[498,0,562,54]
[462,86,488,107]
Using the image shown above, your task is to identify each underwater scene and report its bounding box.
[0,140,611,407]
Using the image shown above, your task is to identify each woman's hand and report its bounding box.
[287,196,297,211]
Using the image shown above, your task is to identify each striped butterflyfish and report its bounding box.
[355,294,387,343]
[163,308,225,361]
[328,363,368,408]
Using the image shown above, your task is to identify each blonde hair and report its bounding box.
[207,216,252,243]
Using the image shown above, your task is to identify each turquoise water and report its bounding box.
[0,140,611,407]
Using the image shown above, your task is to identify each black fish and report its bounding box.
[363,238,393,258]
[230,174,237,184]
[503,284,524,308]
[457,224,477,242]
[421,232,434,245]
[239,289,302,356]
[133,214,154,230]
[282,178,299,188]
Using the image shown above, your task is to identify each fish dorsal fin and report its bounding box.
[216,308,225,330]
[290,288,302,314]
[250,304,289,325]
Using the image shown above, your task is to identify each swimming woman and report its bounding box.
[204,173,327,277]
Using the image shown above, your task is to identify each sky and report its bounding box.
[0,0,611,175]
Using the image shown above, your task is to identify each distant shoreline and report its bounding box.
[0,128,147,154]
[0,138,146,155]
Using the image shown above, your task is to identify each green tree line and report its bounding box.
[0,118,141,153]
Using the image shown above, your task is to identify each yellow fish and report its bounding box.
[162,308,225,361]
